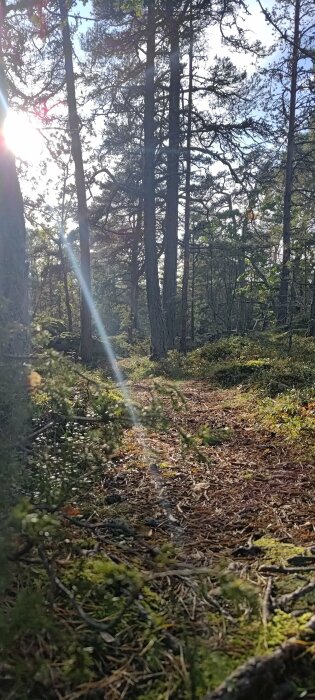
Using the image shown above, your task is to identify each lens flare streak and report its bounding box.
[61,229,182,533]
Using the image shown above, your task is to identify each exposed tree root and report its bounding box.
[204,619,315,700]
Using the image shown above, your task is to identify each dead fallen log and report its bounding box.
[204,618,315,700]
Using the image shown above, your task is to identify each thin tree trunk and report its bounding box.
[237,221,247,335]
[48,260,53,311]
[309,269,315,337]
[58,238,73,332]
[59,0,92,362]
[180,3,193,354]
[143,0,166,360]
[163,0,181,348]
[191,230,195,345]
[277,0,301,326]
[129,198,142,343]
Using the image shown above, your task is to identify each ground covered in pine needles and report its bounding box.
[2,335,315,699]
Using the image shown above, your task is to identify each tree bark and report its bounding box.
[237,219,247,335]
[163,0,181,348]
[0,0,28,517]
[277,0,301,326]
[309,268,315,336]
[0,0,28,353]
[180,2,193,354]
[190,229,195,345]
[129,197,142,343]
[58,237,73,332]
[143,0,166,359]
[59,0,92,362]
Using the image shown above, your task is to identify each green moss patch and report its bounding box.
[254,537,306,565]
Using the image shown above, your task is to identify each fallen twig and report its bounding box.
[148,567,215,579]
[277,579,315,612]
[26,420,54,441]
[203,591,236,623]
[61,514,136,536]
[38,545,140,634]
[260,564,315,574]
[39,545,112,632]
[68,415,105,424]
[71,366,103,387]
[262,576,273,625]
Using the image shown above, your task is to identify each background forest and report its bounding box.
[1,1,315,699]
[1,0,314,359]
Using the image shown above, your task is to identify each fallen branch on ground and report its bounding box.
[148,567,216,579]
[26,421,54,441]
[260,564,315,574]
[204,617,315,700]
[38,545,140,633]
[62,514,136,536]
[277,579,315,612]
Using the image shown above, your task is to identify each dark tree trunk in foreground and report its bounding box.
[143,0,166,359]
[0,2,27,351]
[180,2,193,354]
[309,269,315,336]
[0,145,28,349]
[59,0,92,362]
[0,0,28,516]
[277,0,301,326]
[163,0,181,348]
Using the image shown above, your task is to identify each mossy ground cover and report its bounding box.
[2,336,315,699]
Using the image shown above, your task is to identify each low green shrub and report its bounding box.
[24,351,128,506]
[48,331,81,355]
[259,360,315,397]
[211,359,272,388]
[164,334,315,398]
[34,315,67,337]
[108,332,133,358]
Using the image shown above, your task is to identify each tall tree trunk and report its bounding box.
[190,229,195,345]
[129,197,142,343]
[0,0,28,353]
[180,3,193,354]
[143,0,166,360]
[163,0,181,348]
[277,0,301,326]
[0,0,28,520]
[59,0,92,362]
[309,269,315,337]
[237,220,247,335]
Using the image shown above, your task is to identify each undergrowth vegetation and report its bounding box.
[2,333,315,699]
[121,332,315,456]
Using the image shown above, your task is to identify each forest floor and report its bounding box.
[76,376,315,699]
[124,378,315,557]
[3,339,315,700]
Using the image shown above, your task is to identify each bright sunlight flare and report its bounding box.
[3,110,44,163]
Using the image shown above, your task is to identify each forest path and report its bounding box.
[21,378,315,700]
[109,379,315,563]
